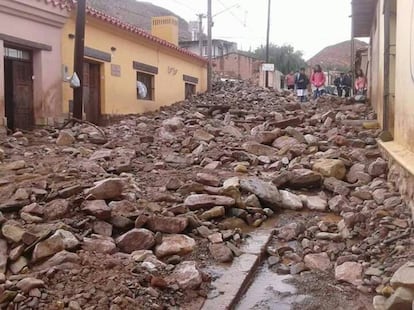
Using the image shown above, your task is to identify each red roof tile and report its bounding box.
[42,0,206,63]
[85,7,207,63]
[42,0,76,10]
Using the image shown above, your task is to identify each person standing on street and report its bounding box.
[354,69,367,95]
[334,73,344,97]
[285,71,296,90]
[310,64,326,99]
[295,67,309,103]
[343,71,352,97]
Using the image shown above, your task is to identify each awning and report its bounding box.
[352,0,377,37]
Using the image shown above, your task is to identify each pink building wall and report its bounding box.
[0,0,69,126]
[213,53,258,80]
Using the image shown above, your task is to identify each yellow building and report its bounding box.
[352,0,414,215]
[61,7,207,124]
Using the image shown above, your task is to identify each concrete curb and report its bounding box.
[201,227,275,310]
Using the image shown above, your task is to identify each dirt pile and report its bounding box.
[0,80,411,309]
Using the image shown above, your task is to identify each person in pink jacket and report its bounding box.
[310,64,326,99]
[354,69,367,95]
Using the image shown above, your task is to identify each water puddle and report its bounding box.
[236,263,308,310]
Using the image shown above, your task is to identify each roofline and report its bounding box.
[213,51,259,60]
[86,8,207,63]
[43,1,207,63]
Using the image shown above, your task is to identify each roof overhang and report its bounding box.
[352,0,377,37]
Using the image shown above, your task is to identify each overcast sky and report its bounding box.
[143,0,352,60]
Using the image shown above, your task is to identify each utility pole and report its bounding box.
[73,0,86,120]
[207,0,212,93]
[265,0,271,88]
[197,13,205,56]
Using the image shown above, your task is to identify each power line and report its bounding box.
[216,0,246,27]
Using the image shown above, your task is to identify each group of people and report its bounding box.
[284,66,368,102]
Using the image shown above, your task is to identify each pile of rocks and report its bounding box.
[0,80,410,308]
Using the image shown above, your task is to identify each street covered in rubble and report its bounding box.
[0,81,413,309]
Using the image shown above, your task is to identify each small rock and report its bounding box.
[32,229,79,261]
[335,262,363,286]
[85,178,124,200]
[169,261,202,290]
[116,229,155,254]
[43,199,70,220]
[82,235,116,254]
[368,158,387,177]
[16,278,45,293]
[155,234,196,258]
[313,159,346,180]
[56,131,75,146]
[82,200,111,220]
[193,129,214,142]
[200,206,225,220]
[302,195,327,211]
[1,221,25,243]
[304,252,331,271]
[146,216,188,234]
[93,221,113,237]
[184,194,235,210]
[240,177,282,210]
[209,243,233,262]
[280,190,303,210]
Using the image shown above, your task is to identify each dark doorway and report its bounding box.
[83,61,101,125]
[4,47,34,130]
[185,82,196,99]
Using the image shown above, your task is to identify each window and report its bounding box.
[137,71,154,100]
[4,47,30,61]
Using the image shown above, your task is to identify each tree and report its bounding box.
[254,44,307,74]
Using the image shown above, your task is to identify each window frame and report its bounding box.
[136,71,155,101]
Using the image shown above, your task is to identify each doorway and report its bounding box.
[185,82,196,99]
[83,61,101,125]
[3,46,34,130]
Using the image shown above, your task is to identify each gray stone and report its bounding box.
[169,261,202,290]
[240,177,282,210]
[209,243,233,262]
[384,287,414,310]
[280,190,303,210]
[302,195,327,211]
[390,261,414,289]
[93,221,113,237]
[368,158,387,177]
[1,220,25,243]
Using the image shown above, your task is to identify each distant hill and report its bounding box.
[87,0,191,41]
[307,40,368,71]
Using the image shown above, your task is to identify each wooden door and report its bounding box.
[12,61,33,130]
[83,62,101,125]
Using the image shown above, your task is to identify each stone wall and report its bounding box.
[382,150,414,221]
